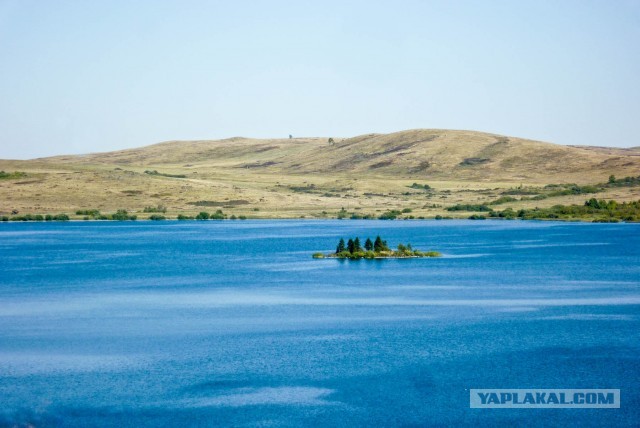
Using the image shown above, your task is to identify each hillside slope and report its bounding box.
[1,129,639,218]
[41,129,640,181]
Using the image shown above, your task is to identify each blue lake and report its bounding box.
[0,220,639,427]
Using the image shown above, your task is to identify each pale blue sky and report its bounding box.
[1,0,639,159]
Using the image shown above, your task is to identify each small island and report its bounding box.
[313,236,441,259]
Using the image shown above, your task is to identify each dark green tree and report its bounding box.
[195,211,210,220]
[609,175,616,184]
[354,237,362,252]
[373,235,384,252]
[336,238,346,254]
[210,209,225,219]
[364,238,373,251]
[347,238,355,254]
[585,198,600,209]
[111,209,130,221]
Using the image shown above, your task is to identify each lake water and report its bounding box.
[0,220,639,427]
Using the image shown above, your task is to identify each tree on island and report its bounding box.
[347,238,355,253]
[364,238,373,251]
[397,243,414,255]
[373,235,389,252]
[354,237,362,252]
[336,238,346,253]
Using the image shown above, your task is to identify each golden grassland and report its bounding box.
[1,129,639,219]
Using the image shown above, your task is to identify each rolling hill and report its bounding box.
[1,129,639,218]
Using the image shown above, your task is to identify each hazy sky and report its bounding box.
[1,0,639,159]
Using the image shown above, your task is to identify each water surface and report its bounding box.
[0,220,638,426]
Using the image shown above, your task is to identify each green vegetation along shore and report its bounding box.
[313,236,441,259]
[1,198,639,223]
[483,198,640,222]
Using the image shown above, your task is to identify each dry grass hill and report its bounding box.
[1,129,639,219]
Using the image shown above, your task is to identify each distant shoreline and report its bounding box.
[1,217,639,224]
